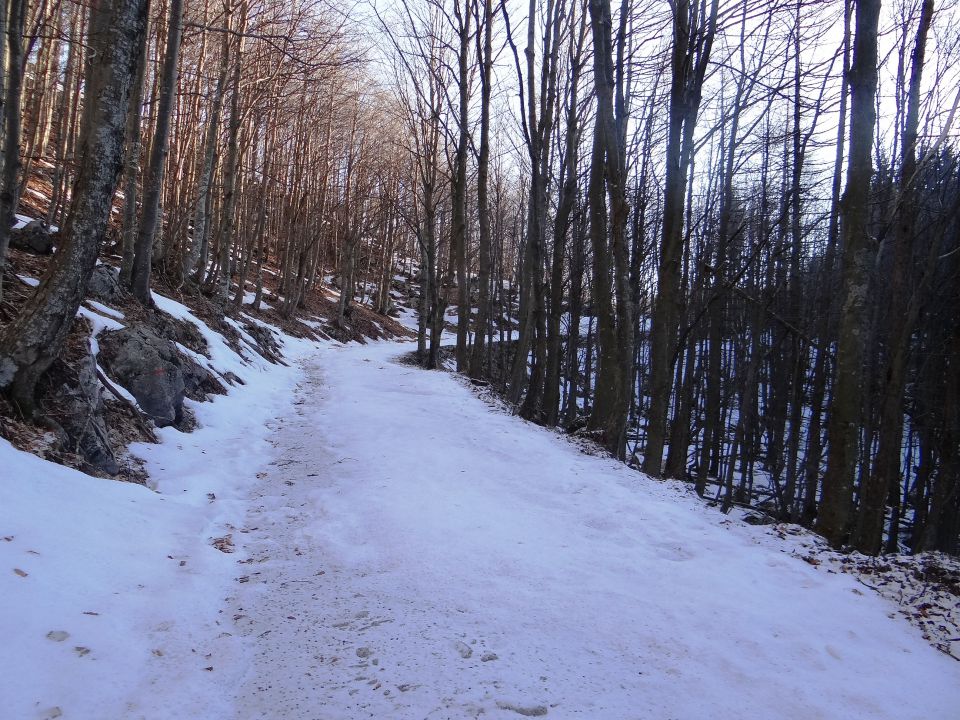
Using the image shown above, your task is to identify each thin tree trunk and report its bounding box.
[0,0,27,304]
[469,0,494,381]
[119,10,151,286]
[130,0,183,303]
[643,0,718,476]
[186,6,231,284]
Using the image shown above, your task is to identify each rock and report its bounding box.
[222,370,244,386]
[454,640,473,659]
[149,310,208,356]
[40,351,119,475]
[87,264,123,303]
[496,702,548,717]
[98,324,186,428]
[10,219,54,254]
[180,353,225,400]
[242,319,284,364]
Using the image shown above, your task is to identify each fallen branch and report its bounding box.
[95,366,157,443]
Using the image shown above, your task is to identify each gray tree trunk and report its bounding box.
[468,0,494,380]
[0,0,149,413]
[585,0,635,458]
[817,0,882,549]
[131,0,183,303]
[452,0,470,371]
[118,11,151,287]
[642,0,718,476]
[0,0,26,304]
[854,0,933,554]
[185,10,231,284]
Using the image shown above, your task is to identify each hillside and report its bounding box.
[3,325,959,719]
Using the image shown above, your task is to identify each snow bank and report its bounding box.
[0,298,321,719]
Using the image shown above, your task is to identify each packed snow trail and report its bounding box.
[226,340,957,720]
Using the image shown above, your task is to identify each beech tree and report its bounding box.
[0,0,148,412]
[818,0,882,549]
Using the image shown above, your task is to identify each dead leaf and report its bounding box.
[212,535,235,553]
[74,646,90,657]
[13,568,27,577]
[46,630,70,642]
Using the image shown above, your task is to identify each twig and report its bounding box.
[95,366,157,443]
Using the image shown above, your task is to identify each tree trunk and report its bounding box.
[185,7,231,284]
[817,0,881,549]
[118,11,151,286]
[0,0,148,412]
[0,0,27,304]
[586,0,635,458]
[643,0,718,476]
[452,0,470,371]
[469,0,493,381]
[130,0,183,303]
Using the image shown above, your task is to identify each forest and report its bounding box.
[0,0,958,560]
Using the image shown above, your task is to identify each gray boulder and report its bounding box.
[98,324,186,427]
[87,264,123,303]
[41,352,119,475]
[10,220,54,254]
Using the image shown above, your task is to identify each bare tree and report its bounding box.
[0,0,149,412]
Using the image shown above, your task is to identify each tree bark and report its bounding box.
[0,0,149,413]
[817,0,882,549]
[586,0,636,458]
[854,0,933,553]
[131,0,183,303]
[642,0,718,476]
[469,0,494,381]
[0,0,27,304]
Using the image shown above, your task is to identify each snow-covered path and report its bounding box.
[228,340,959,720]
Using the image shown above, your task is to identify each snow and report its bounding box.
[0,306,319,720]
[12,214,58,232]
[152,290,257,378]
[17,274,39,287]
[77,305,124,356]
[241,290,272,309]
[226,340,960,719]
[2,329,958,719]
[85,300,125,320]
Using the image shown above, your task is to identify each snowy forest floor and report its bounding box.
[4,334,960,719]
